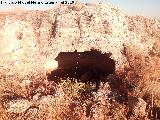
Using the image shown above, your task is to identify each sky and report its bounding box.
[0,0,159,19]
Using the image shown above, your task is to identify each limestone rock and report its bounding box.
[0,3,158,80]
[0,3,142,78]
[23,108,39,120]
[7,99,31,113]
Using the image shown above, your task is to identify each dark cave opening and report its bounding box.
[47,49,116,89]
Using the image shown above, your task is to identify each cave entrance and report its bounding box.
[47,49,116,89]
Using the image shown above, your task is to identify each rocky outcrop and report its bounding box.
[0,2,160,120]
[6,99,31,113]
[127,16,160,56]
[0,3,157,80]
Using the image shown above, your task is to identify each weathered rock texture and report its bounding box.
[6,99,31,113]
[127,16,160,56]
[1,3,159,79]
[0,2,160,120]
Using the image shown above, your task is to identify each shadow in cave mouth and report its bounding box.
[47,49,116,90]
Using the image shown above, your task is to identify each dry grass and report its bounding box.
[0,70,129,120]
[123,45,160,119]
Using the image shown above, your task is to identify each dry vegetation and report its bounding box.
[0,2,160,120]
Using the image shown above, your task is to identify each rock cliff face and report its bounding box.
[127,16,160,56]
[0,3,159,78]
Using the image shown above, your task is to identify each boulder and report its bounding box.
[7,99,31,114]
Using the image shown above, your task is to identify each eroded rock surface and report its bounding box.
[1,3,158,79]
[6,99,31,113]
[0,3,160,119]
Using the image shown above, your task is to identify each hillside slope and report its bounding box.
[0,3,160,120]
